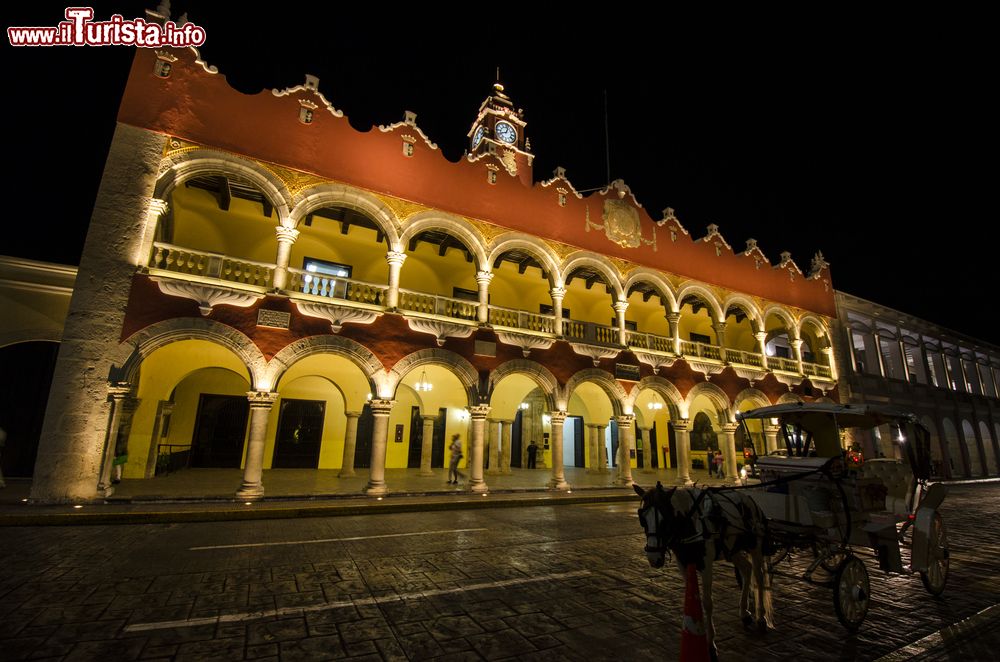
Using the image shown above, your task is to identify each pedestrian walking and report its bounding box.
[706,446,716,477]
[527,440,538,469]
[448,434,464,484]
[713,450,725,479]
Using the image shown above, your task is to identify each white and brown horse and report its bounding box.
[635,482,774,659]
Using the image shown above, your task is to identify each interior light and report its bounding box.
[244,502,252,506]
[520,402,530,410]
[73,505,83,509]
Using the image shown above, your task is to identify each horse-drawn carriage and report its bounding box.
[635,402,949,653]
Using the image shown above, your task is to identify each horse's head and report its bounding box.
[634,482,678,569]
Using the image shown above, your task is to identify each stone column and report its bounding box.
[550,286,566,337]
[486,418,500,475]
[755,331,769,371]
[616,415,635,486]
[764,423,780,454]
[791,337,805,375]
[98,384,132,496]
[31,125,167,503]
[419,414,436,476]
[639,427,654,473]
[476,270,493,324]
[144,400,174,478]
[667,312,682,355]
[548,411,570,490]
[384,251,407,310]
[586,424,599,473]
[236,391,279,499]
[500,420,513,474]
[338,411,362,477]
[614,300,629,346]
[674,419,694,486]
[136,198,168,268]
[597,424,608,472]
[713,321,728,363]
[821,346,837,381]
[872,332,887,378]
[720,423,740,484]
[271,225,300,291]
[364,399,395,496]
[468,405,491,492]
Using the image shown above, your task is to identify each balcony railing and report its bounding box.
[803,361,833,379]
[625,330,674,353]
[150,243,273,288]
[770,356,800,372]
[727,348,765,367]
[287,268,387,306]
[564,320,620,347]
[488,306,555,334]
[398,289,478,321]
[680,340,723,361]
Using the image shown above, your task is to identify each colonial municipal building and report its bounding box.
[3,34,998,502]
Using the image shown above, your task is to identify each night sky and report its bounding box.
[2,3,993,343]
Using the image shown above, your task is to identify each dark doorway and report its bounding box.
[667,422,678,468]
[353,404,374,468]
[407,406,422,468]
[573,416,585,467]
[610,418,619,467]
[272,399,324,468]
[431,408,446,467]
[191,394,249,468]
[650,423,659,468]
[510,410,523,468]
[636,428,645,469]
[0,341,58,478]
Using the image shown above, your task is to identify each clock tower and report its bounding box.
[467,81,534,185]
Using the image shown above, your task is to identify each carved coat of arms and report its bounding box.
[602,199,642,248]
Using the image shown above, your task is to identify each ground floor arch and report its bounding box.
[941,419,963,476]
[978,421,997,475]
[962,420,983,476]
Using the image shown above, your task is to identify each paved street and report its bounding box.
[1,484,998,661]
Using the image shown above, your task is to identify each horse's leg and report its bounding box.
[749,546,768,630]
[756,545,775,630]
[735,553,752,626]
[702,550,719,662]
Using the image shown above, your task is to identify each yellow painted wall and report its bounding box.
[490,260,551,313]
[261,375,346,469]
[169,186,276,263]
[725,315,757,352]
[276,354,370,412]
[289,221,389,285]
[490,374,540,420]
[126,340,252,478]
[626,291,672,337]
[388,365,470,468]
[564,277,616,325]
[398,241,478,298]
[679,302,717,342]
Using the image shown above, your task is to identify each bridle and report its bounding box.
[637,482,678,568]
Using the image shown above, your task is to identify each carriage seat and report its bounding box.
[858,459,914,516]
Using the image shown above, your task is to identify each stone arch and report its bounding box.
[799,315,833,349]
[265,335,386,396]
[111,318,267,390]
[290,182,402,245]
[684,382,734,422]
[560,252,625,299]
[623,376,684,418]
[941,418,963,476]
[487,359,558,411]
[676,282,724,322]
[732,388,772,411]
[0,329,62,349]
[777,392,804,405]
[961,419,983,476]
[977,421,998,475]
[155,150,293,219]
[721,295,765,332]
[399,211,489,270]
[623,269,678,312]
[487,233,562,286]
[562,368,627,415]
[387,348,480,405]
[762,305,798,337]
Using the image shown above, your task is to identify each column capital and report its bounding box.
[586,423,602,430]
[616,414,634,428]
[763,423,781,434]
[672,418,691,432]
[275,225,300,244]
[386,251,407,266]
[720,422,739,433]
[754,331,768,343]
[613,300,629,314]
[550,286,566,299]
[246,391,279,409]
[369,398,395,415]
[420,414,438,422]
[469,404,491,419]
[345,410,363,419]
[498,419,515,425]
[147,198,169,218]
[107,383,131,400]
[790,337,804,348]
[475,270,494,285]
[549,411,568,424]
[666,311,681,324]
[713,321,728,332]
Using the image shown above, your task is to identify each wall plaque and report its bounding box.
[257,309,290,329]
[615,363,641,382]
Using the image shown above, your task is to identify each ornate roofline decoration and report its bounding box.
[539,167,584,199]
[776,251,805,281]
[742,238,771,270]
[700,224,733,254]
[585,201,657,252]
[378,111,439,150]
[599,179,643,208]
[272,74,344,118]
[145,4,217,75]
[807,250,831,279]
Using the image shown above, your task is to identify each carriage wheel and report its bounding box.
[833,555,870,631]
[919,512,949,597]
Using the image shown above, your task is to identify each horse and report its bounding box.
[634,482,774,660]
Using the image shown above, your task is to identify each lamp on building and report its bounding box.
[414,369,433,392]
[519,402,530,410]
[647,401,663,411]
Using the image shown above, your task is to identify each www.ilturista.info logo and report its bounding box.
[7,7,206,47]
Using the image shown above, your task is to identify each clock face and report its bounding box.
[472,126,484,148]
[495,121,517,144]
